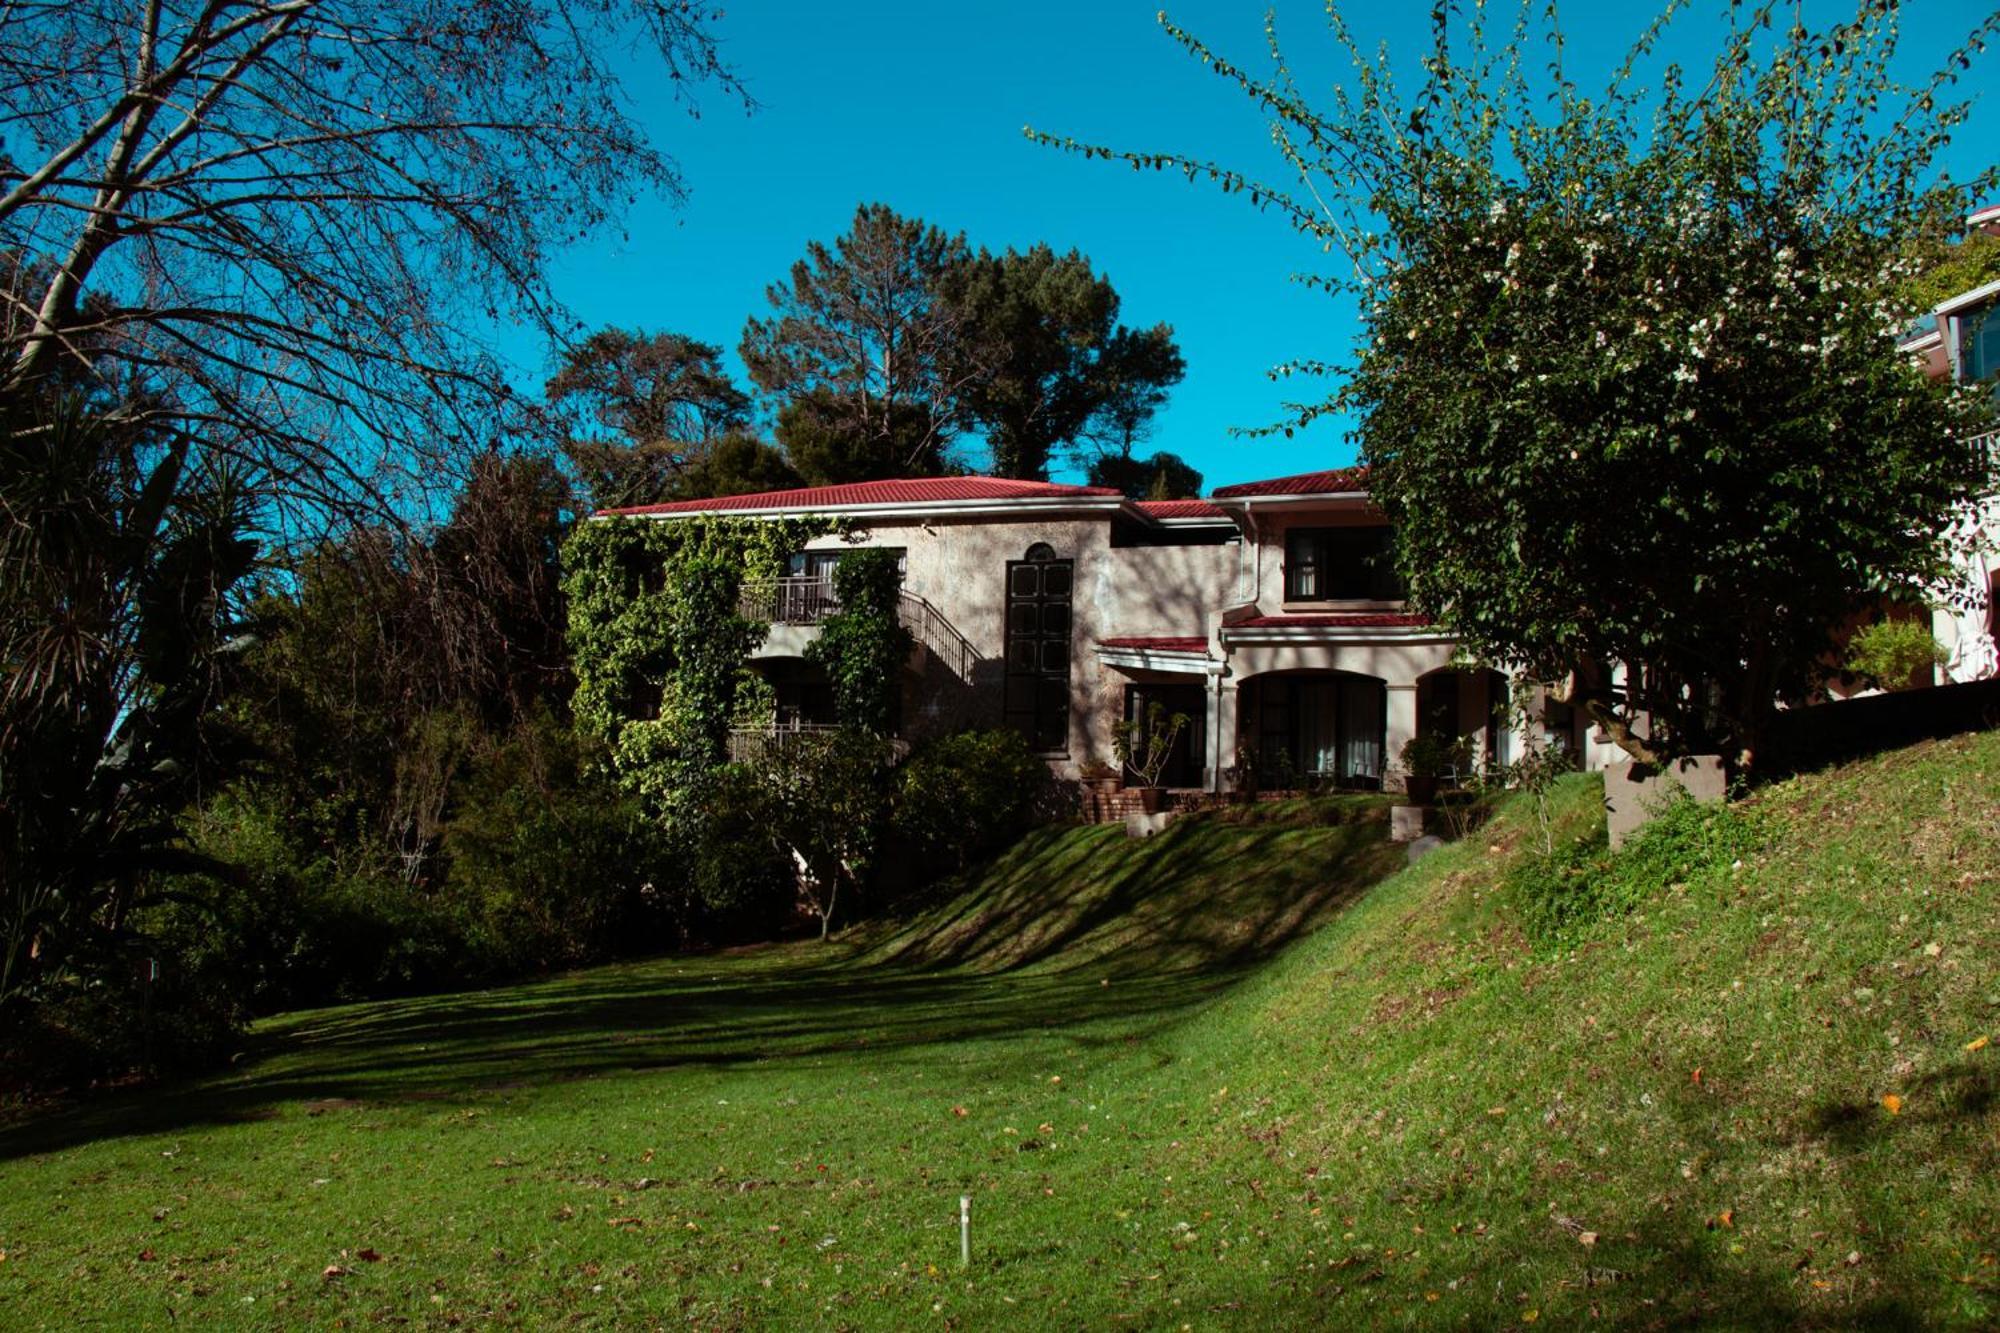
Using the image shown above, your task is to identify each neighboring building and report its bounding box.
[1901,203,2000,683]
[603,470,1579,794]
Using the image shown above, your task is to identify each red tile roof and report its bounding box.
[1132,499,1228,519]
[598,476,1121,517]
[1210,466,1370,499]
[1098,635,1211,654]
[1230,612,1432,629]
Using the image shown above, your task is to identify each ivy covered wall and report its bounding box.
[563,515,833,805]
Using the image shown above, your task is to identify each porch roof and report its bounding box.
[1099,635,1210,654]
[1231,612,1431,629]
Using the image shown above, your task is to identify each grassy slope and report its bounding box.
[0,740,1994,1328]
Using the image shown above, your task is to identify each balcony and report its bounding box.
[737,577,980,685]
[1975,427,2000,475]
[739,576,839,625]
[725,719,840,765]
[725,720,910,765]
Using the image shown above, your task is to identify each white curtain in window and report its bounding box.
[1339,679,1384,780]
[1298,680,1339,774]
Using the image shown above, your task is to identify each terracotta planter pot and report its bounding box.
[1133,786,1167,814]
[1402,774,1439,805]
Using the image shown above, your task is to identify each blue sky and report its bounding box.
[510,1,1999,492]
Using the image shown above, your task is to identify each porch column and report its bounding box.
[1385,682,1418,793]
[1210,674,1238,792]
[1500,674,1533,770]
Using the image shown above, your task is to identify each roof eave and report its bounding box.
[1219,624,1452,644]
[595,495,1130,522]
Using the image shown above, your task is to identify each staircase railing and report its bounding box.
[736,577,979,683]
[897,591,979,684]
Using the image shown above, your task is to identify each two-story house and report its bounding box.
[602,468,1557,794]
[1901,202,2000,683]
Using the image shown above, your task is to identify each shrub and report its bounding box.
[890,729,1054,882]
[1510,795,1761,949]
[1843,618,1947,691]
[442,717,686,971]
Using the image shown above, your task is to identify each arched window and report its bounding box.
[1004,544,1074,752]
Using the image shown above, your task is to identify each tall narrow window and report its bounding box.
[1004,544,1072,752]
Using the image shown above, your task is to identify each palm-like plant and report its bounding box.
[1,393,262,1010]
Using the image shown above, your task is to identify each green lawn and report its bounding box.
[0,743,1996,1328]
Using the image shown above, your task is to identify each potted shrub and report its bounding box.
[1078,757,1120,816]
[1397,732,1468,805]
[1113,702,1189,813]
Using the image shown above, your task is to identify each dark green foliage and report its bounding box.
[728,729,898,938]
[741,204,972,482]
[545,329,789,510]
[1086,449,1202,500]
[1509,796,1761,949]
[944,244,1183,480]
[673,431,801,500]
[1,393,262,1014]
[888,729,1053,880]
[742,204,1182,483]
[777,390,947,485]
[686,764,800,927]
[806,549,912,736]
[442,714,684,972]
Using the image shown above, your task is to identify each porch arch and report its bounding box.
[1415,665,1511,768]
[1236,668,1388,790]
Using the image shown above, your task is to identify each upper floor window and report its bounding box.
[788,548,907,580]
[1966,308,2000,383]
[1284,526,1403,602]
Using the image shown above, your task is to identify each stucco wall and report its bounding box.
[1242,504,1399,611]
[798,516,1109,772]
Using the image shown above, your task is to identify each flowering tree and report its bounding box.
[1035,1,1998,767]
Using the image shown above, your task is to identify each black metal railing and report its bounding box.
[897,591,978,683]
[736,577,980,684]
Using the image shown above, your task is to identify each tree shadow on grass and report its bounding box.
[0,800,1412,1164]
[0,957,1215,1163]
[1225,1195,1927,1330]
[870,803,1402,978]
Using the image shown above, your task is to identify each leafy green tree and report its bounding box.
[741,204,983,482]
[944,244,1183,480]
[545,329,764,510]
[1087,450,1203,500]
[775,389,945,486]
[1036,2,1997,768]
[807,550,914,736]
[729,729,896,940]
[674,433,803,501]
[234,454,574,885]
[1079,324,1189,461]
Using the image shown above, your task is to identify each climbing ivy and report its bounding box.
[806,549,914,737]
[563,514,833,807]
